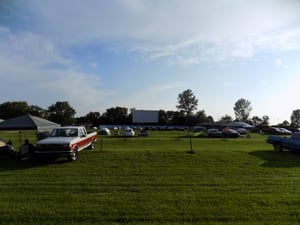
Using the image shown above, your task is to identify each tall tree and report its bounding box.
[233,98,252,121]
[48,101,76,125]
[291,109,300,127]
[176,89,198,116]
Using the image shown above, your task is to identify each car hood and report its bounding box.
[37,137,78,145]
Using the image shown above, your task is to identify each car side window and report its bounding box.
[79,129,86,137]
[70,129,78,137]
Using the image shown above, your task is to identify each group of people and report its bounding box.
[0,139,35,159]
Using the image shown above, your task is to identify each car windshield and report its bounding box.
[50,128,78,137]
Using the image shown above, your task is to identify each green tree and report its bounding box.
[176,89,198,116]
[194,110,213,123]
[278,120,290,127]
[261,115,270,126]
[207,116,214,123]
[251,116,262,126]
[219,114,233,123]
[100,107,129,124]
[291,109,300,127]
[171,111,186,125]
[0,101,30,119]
[233,98,252,121]
[85,111,101,127]
[159,110,174,125]
[29,105,48,118]
[48,101,76,125]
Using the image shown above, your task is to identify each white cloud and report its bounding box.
[23,0,300,64]
[0,27,72,73]
[0,26,112,116]
[131,28,300,65]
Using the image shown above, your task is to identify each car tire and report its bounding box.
[273,144,283,152]
[89,141,95,150]
[68,149,78,161]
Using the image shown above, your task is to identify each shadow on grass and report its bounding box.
[0,156,70,172]
[249,150,300,168]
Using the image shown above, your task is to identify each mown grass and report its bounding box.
[1,131,300,224]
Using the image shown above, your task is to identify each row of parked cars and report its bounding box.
[99,127,148,137]
[261,127,292,135]
[206,127,248,138]
[206,126,294,138]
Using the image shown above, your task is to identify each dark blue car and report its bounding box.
[267,132,300,152]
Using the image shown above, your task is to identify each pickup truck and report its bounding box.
[266,132,300,152]
[36,126,97,161]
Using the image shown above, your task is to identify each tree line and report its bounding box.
[1,89,300,127]
[0,100,212,127]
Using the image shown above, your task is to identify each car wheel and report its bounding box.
[273,144,283,152]
[68,149,78,161]
[89,141,95,150]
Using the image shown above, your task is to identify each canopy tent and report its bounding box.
[0,115,60,143]
[0,115,59,131]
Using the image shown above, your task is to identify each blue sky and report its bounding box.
[1,0,300,124]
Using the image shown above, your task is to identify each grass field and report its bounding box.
[1,130,300,224]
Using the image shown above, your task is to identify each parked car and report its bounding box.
[222,128,240,138]
[207,129,222,138]
[123,127,135,137]
[192,126,206,132]
[267,132,300,152]
[235,128,247,135]
[138,129,148,137]
[262,127,284,135]
[36,126,97,161]
[277,127,292,135]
